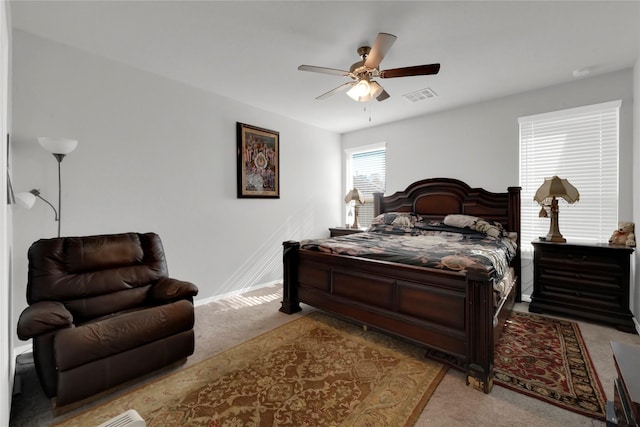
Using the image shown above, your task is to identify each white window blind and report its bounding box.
[347,146,386,227]
[519,100,620,250]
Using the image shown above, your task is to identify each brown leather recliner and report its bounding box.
[17,232,198,408]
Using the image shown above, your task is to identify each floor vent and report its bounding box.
[402,88,438,103]
[95,409,146,427]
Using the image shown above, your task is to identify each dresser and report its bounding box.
[529,240,636,333]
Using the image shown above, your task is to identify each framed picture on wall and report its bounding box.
[236,122,279,198]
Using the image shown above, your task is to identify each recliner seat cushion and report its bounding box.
[54,299,194,371]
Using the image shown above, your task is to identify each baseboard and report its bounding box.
[14,343,32,356]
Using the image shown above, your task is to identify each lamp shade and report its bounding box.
[15,192,36,209]
[38,137,78,155]
[344,188,365,204]
[534,176,580,205]
[346,80,383,102]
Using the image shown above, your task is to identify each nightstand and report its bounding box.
[529,240,636,333]
[329,227,365,237]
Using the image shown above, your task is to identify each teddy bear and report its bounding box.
[608,221,636,247]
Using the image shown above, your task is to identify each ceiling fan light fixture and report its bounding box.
[369,81,383,98]
[346,79,383,102]
[347,80,371,101]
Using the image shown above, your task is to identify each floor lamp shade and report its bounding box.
[15,191,36,209]
[37,137,78,237]
[38,137,78,155]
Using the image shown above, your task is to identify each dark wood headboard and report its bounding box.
[373,177,521,234]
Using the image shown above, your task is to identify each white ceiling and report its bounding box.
[10,1,640,134]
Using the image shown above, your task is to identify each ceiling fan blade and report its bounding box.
[364,33,397,69]
[376,89,390,102]
[298,65,350,76]
[380,63,440,78]
[316,82,355,100]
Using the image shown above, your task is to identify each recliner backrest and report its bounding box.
[27,232,169,321]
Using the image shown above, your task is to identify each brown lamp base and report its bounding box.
[542,197,566,243]
[539,235,566,243]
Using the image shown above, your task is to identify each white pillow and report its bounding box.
[443,214,479,229]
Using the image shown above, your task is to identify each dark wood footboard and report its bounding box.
[280,241,514,392]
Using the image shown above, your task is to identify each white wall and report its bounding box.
[343,69,635,300]
[343,69,634,204]
[633,57,640,322]
[10,30,342,349]
[1,1,12,424]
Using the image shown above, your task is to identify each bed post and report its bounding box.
[465,269,495,393]
[280,241,302,314]
[373,192,384,216]
[508,186,522,302]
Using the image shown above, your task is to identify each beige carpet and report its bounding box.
[10,285,640,427]
[52,311,446,427]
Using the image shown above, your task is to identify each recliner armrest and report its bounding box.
[17,301,74,340]
[151,277,199,302]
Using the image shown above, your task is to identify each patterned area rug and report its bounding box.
[54,311,447,427]
[494,311,607,420]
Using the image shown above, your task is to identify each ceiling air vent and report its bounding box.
[402,88,438,103]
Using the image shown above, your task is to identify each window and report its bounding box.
[345,144,386,227]
[519,100,620,250]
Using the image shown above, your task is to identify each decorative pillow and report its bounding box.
[473,219,504,239]
[443,214,479,229]
[444,214,511,240]
[370,212,423,227]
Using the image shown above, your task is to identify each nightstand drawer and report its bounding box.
[535,247,627,273]
[535,281,627,311]
[536,267,626,293]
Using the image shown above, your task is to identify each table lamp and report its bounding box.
[344,188,365,229]
[534,176,579,243]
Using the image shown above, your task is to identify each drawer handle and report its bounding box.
[568,254,587,262]
[575,291,582,297]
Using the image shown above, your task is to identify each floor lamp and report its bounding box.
[15,137,78,237]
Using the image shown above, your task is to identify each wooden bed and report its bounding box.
[280,178,521,392]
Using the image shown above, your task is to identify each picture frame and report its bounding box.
[236,122,280,198]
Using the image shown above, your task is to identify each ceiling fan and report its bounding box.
[298,32,440,102]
